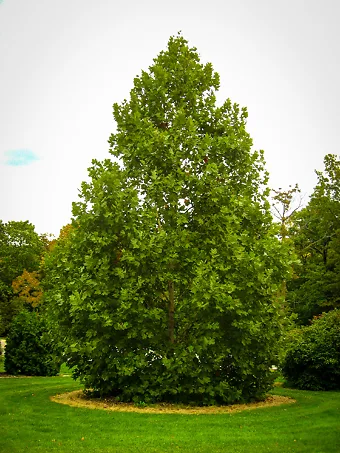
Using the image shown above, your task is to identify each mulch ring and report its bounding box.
[51,390,295,415]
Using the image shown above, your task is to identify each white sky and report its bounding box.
[0,0,339,237]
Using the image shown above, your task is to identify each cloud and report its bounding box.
[4,149,39,166]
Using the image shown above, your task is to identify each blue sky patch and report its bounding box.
[5,149,39,166]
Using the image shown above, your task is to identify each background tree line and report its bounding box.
[286,154,340,323]
[0,220,49,336]
[2,154,338,337]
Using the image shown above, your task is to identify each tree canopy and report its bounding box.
[0,220,45,335]
[287,154,340,323]
[44,34,290,404]
[0,220,44,286]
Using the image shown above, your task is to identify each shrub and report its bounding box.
[4,311,59,376]
[282,309,340,390]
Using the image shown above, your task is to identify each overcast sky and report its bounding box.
[1,0,339,236]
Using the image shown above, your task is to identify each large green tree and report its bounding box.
[287,154,340,323]
[44,34,290,404]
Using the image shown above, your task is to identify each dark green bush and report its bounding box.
[282,309,340,390]
[4,311,59,376]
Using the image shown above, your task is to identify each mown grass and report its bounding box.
[0,374,339,452]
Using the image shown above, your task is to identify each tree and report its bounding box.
[271,184,302,241]
[287,154,340,323]
[0,220,45,335]
[44,34,290,404]
[0,221,44,285]
[270,185,302,309]
[12,270,43,309]
[0,281,15,337]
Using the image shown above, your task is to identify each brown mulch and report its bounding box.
[50,390,295,415]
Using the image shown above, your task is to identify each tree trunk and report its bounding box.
[168,280,175,344]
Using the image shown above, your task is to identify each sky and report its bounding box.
[0,0,339,237]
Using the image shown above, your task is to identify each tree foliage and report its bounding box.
[282,309,340,390]
[0,220,44,285]
[12,270,43,309]
[271,184,302,241]
[44,34,290,404]
[287,154,340,323]
[0,220,45,335]
[4,311,59,376]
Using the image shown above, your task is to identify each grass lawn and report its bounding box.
[0,374,339,453]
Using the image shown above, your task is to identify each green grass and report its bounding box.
[0,376,339,452]
[0,356,72,375]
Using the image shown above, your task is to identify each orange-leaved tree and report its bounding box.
[12,269,43,310]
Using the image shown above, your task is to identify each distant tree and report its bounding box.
[44,34,290,405]
[11,270,43,310]
[0,282,16,337]
[271,185,302,308]
[0,220,45,335]
[0,221,44,284]
[287,154,340,323]
[271,184,302,241]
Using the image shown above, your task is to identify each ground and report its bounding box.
[51,390,295,414]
